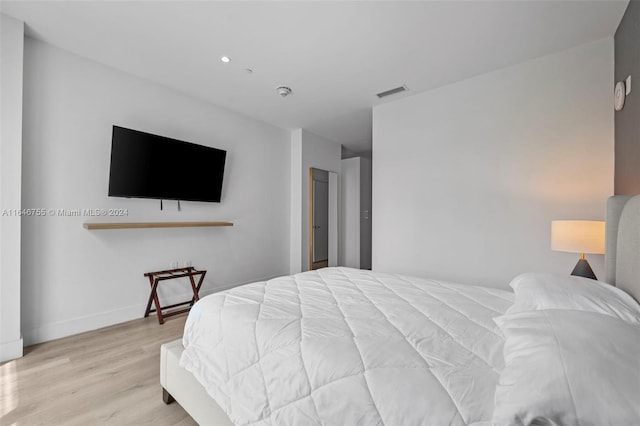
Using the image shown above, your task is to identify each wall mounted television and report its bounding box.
[108,126,227,202]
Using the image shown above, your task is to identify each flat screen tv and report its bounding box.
[108,126,227,202]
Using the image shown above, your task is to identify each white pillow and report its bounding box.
[507,273,640,323]
[493,309,640,426]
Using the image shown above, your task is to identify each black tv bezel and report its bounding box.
[107,125,227,203]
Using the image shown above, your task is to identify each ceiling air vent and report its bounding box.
[376,85,409,99]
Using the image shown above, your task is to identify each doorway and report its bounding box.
[309,168,338,270]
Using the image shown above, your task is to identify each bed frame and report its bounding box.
[160,339,233,425]
[160,195,640,425]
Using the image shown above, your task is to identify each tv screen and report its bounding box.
[108,126,227,202]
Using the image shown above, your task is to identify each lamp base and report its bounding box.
[570,258,597,280]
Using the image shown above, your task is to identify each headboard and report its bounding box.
[606,195,640,302]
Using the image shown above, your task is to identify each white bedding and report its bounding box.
[180,267,513,426]
[493,309,640,426]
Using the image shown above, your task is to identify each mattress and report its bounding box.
[180,267,513,426]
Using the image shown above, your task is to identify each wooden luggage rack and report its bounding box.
[144,267,206,324]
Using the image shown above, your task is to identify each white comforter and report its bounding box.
[180,267,513,426]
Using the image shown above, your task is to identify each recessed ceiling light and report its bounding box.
[221,56,230,63]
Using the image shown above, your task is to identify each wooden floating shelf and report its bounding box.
[83,221,234,230]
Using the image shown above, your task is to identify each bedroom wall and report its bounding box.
[340,156,372,270]
[289,129,341,273]
[614,0,639,194]
[341,148,373,270]
[341,157,361,268]
[0,14,24,362]
[21,37,291,344]
[373,38,614,288]
[290,130,303,273]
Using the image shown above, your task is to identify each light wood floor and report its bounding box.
[0,315,198,426]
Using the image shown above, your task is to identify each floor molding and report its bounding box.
[22,275,278,346]
[0,336,23,362]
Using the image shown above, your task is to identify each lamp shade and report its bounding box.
[551,220,605,254]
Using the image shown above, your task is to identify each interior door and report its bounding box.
[312,180,329,263]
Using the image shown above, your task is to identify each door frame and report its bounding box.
[309,168,338,270]
[309,169,323,270]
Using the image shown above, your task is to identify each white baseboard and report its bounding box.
[0,336,24,362]
[21,275,276,346]
[22,302,144,346]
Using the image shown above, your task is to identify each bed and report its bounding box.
[160,195,640,425]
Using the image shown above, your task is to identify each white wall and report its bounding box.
[21,38,291,344]
[328,172,338,267]
[373,38,614,288]
[290,130,341,273]
[341,157,360,268]
[289,130,303,273]
[301,131,341,271]
[340,156,373,270]
[0,14,24,362]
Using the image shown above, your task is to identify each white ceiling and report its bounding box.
[1,1,628,152]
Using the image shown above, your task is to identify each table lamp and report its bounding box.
[551,220,605,280]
